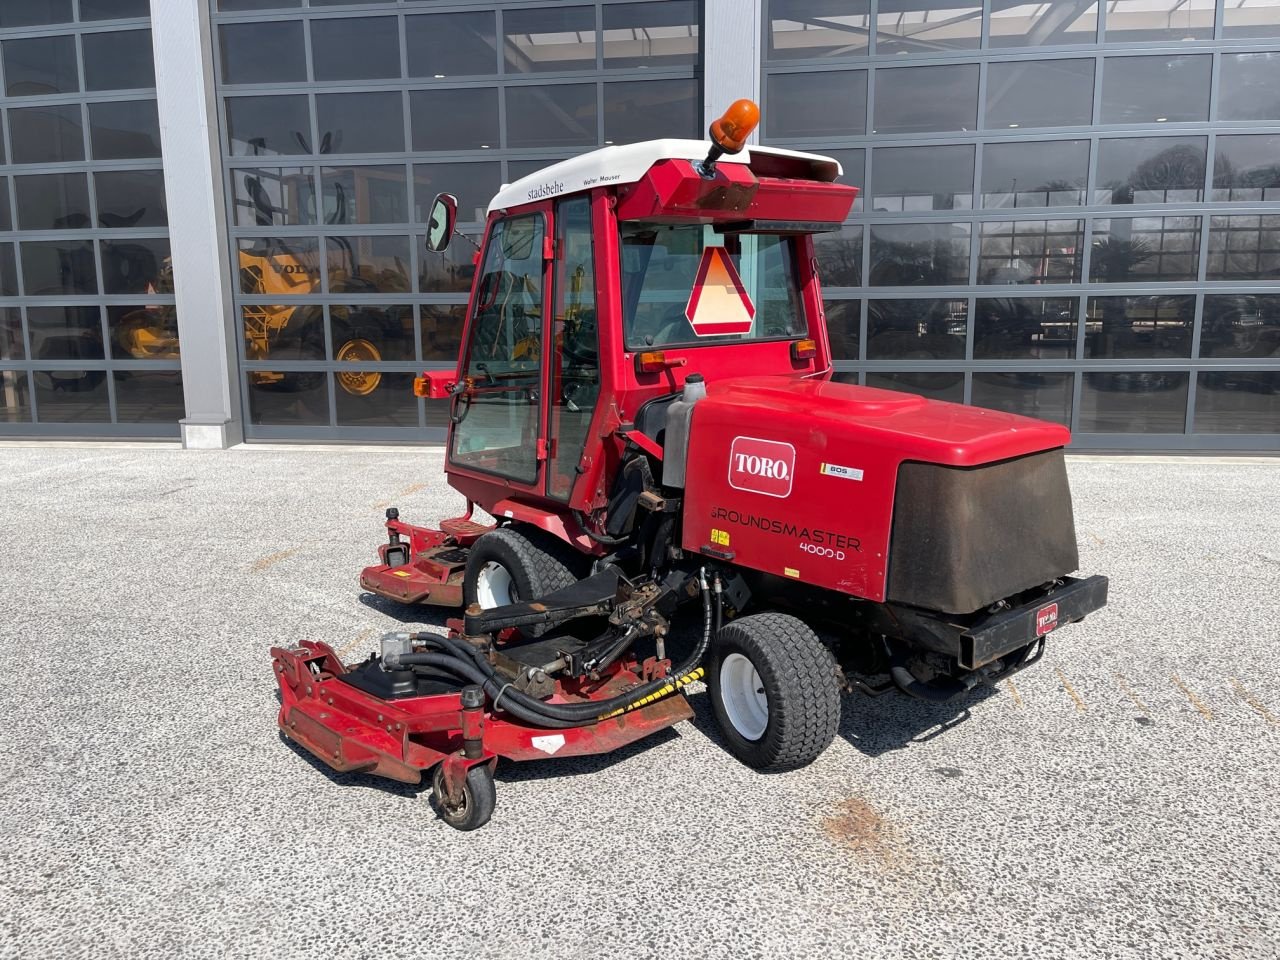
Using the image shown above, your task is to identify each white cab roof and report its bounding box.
[487,139,844,214]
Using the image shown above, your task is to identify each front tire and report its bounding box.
[708,612,841,772]
[431,763,496,832]
[463,525,584,633]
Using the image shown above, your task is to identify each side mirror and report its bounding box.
[425,193,458,253]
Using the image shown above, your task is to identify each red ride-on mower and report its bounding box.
[272,100,1108,830]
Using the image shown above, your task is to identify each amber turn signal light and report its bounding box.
[791,338,818,361]
[710,99,761,155]
[635,351,688,374]
[413,376,430,398]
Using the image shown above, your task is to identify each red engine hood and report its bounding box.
[701,376,1070,466]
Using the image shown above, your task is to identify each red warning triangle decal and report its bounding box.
[685,246,755,337]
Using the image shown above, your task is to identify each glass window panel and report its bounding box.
[108,305,179,360]
[1220,53,1280,122]
[22,240,98,295]
[1207,215,1280,282]
[766,70,867,137]
[414,162,501,224]
[219,21,306,85]
[34,369,110,423]
[507,158,569,183]
[3,35,78,96]
[825,148,865,212]
[95,171,168,229]
[873,64,977,134]
[89,100,161,160]
[1213,135,1280,202]
[1089,216,1201,283]
[768,0,871,59]
[867,298,967,358]
[1094,137,1207,205]
[10,104,84,164]
[1200,294,1280,358]
[985,59,1094,129]
[604,1,699,67]
[219,0,301,9]
[230,167,316,227]
[825,299,861,359]
[869,223,971,286]
[1195,372,1280,432]
[246,370,329,427]
[870,144,972,212]
[0,182,9,231]
[334,371,417,427]
[312,17,401,82]
[816,225,864,287]
[242,305,324,362]
[102,238,170,295]
[604,78,698,144]
[1100,56,1210,124]
[326,236,411,295]
[410,88,500,151]
[988,0,1097,46]
[875,0,981,53]
[237,237,321,296]
[972,372,1072,426]
[1104,0,1214,42]
[226,95,311,156]
[420,304,466,361]
[114,371,184,425]
[0,369,30,423]
[330,304,414,363]
[320,166,408,225]
[974,297,1078,359]
[420,241,478,294]
[1223,0,1280,37]
[981,140,1089,208]
[979,220,1084,284]
[1079,371,1187,432]
[0,244,15,296]
[27,306,103,361]
[504,6,596,74]
[15,173,91,231]
[82,29,154,91]
[0,308,22,360]
[1084,295,1193,358]
[80,0,150,20]
[505,84,597,149]
[406,12,498,78]
[866,370,964,402]
[316,92,404,155]
[0,0,71,26]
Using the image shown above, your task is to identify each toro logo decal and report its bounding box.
[728,437,795,499]
[1035,602,1059,637]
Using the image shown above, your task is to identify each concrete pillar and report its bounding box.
[703,0,763,140]
[151,0,242,449]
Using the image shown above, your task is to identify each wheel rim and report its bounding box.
[475,561,517,608]
[720,652,769,741]
[335,338,382,396]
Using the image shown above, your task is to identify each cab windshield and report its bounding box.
[619,223,807,349]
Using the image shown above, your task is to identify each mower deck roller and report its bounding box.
[274,100,1108,830]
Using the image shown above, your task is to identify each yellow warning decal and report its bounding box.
[392,570,411,578]
[710,528,731,546]
[784,567,800,578]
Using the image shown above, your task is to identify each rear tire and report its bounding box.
[708,612,841,772]
[463,525,584,634]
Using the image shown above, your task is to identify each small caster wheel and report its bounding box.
[431,763,496,831]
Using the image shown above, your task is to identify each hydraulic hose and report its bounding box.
[572,509,630,546]
[398,569,716,725]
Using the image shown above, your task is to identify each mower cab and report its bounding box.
[273,100,1108,831]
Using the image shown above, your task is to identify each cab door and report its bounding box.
[448,208,550,487]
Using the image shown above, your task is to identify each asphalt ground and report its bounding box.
[0,445,1277,960]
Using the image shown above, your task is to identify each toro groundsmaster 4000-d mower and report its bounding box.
[272,100,1108,830]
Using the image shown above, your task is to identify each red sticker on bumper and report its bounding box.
[1035,602,1059,637]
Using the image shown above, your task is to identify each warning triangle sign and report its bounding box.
[685,246,755,337]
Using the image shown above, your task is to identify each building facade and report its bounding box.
[0,0,1277,449]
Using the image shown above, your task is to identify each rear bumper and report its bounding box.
[960,574,1109,670]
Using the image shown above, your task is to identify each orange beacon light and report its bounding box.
[698,98,761,178]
